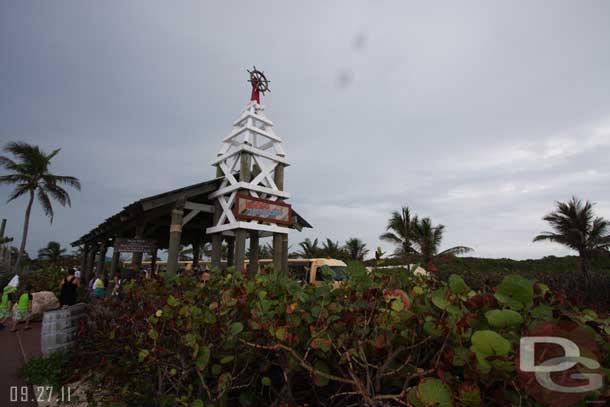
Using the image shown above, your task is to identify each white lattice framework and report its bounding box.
[206,101,290,236]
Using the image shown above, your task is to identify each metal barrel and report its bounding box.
[41,303,87,356]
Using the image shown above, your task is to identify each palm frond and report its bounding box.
[438,246,473,256]
[7,184,31,202]
[37,188,55,222]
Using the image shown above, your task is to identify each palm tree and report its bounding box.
[297,238,321,258]
[412,217,473,270]
[321,238,344,259]
[534,197,610,279]
[343,238,369,261]
[37,241,67,266]
[380,207,419,258]
[0,142,81,271]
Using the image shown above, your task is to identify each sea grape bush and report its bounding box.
[73,264,610,406]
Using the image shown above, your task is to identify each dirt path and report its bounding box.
[0,321,42,407]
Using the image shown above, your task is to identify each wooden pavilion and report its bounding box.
[71,178,311,283]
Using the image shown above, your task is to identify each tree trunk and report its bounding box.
[14,190,35,272]
[579,249,591,288]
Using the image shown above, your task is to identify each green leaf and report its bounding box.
[203,310,217,324]
[416,378,454,407]
[192,400,204,407]
[196,346,211,370]
[458,383,482,407]
[485,309,524,328]
[220,355,234,364]
[449,274,471,295]
[431,287,450,310]
[274,326,288,341]
[261,376,271,386]
[167,295,179,307]
[531,304,553,320]
[217,372,232,392]
[138,349,149,362]
[185,333,197,347]
[471,330,512,356]
[313,360,330,386]
[452,346,470,367]
[311,337,331,352]
[211,364,222,376]
[230,322,244,336]
[390,298,404,311]
[148,328,159,340]
[494,275,533,310]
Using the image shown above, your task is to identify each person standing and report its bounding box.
[10,284,33,332]
[0,285,16,328]
[59,268,80,306]
[93,275,107,296]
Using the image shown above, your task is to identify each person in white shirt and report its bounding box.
[74,267,81,279]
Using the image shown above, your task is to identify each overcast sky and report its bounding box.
[1,1,610,260]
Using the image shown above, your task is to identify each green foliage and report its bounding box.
[434,254,610,309]
[67,269,610,406]
[18,351,75,388]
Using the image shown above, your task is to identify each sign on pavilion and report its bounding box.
[207,67,293,275]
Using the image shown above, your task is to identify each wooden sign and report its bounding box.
[234,194,291,225]
[114,238,157,253]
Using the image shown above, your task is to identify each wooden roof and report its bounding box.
[71,178,312,248]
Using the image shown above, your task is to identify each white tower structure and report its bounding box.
[207,68,292,275]
[206,100,290,235]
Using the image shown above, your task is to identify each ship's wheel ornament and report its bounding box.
[248,66,270,103]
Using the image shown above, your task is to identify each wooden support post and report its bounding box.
[192,241,200,268]
[211,163,223,270]
[282,234,289,275]
[273,234,283,273]
[86,246,96,281]
[211,234,222,270]
[110,248,120,276]
[272,163,286,273]
[80,244,89,274]
[248,232,259,277]
[96,245,107,276]
[234,230,246,274]
[227,237,235,267]
[150,248,158,275]
[166,207,184,275]
[130,223,147,271]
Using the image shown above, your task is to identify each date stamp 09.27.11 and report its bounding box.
[9,386,74,405]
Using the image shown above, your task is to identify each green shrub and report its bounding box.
[68,264,610,406]
[19,351,75,388]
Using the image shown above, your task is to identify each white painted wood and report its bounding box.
[209,182,291,200]
[207,222,289,235]
[209,100,291,235]
[211,144,290,167]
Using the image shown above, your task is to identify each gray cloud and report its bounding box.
[1,1,610,260]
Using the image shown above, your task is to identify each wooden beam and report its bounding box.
[184,201,215,213]
[182,209,200,226]
[141,183,217,212]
